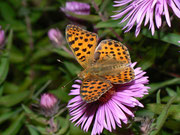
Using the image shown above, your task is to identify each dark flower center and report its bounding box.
[98,86,116,103]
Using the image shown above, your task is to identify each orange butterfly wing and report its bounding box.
[66,24,98,68]
[80,75,112,103]
[94,39,135,84]
[104,66,135,84]
[94,39,131,63]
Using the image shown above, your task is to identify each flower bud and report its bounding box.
[61,1,90,20]
[0,26,5,48]
[48,28,64,46]
[40,93,59,117]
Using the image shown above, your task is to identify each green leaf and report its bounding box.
[0,108,21,124]
[69,118,90,135]
[142,29,180,46]
[18,77,33,92]
[22,104,47,125]
[0,84,4,96]
[166,87,177,97]
[36,126,48,135]
[0,90,30,107]
[164,119,180,131]
[27,125,40,135]
[8,0,21,7]
[3,82,19,94]
[161,130,174,135]
[57,115,70,134]
[156,90,161,104]
[142,78,180,100]
[177,87,180,95]
[31,47,52,62]
[99,0,111,12]
[162,87,180,103]
[0,53,9,85]
[147,102,180,121]
[33,80,52,99]
[136,109,155,118]
[64,61,81,76]
[50,88,71,102]
[149,96,176,135]
[95,19,124,28]
[52,48,74,59]
[22,104,34,114]
[161,96,180,104]
[137,47,156,70]
[2,113,25,135]
[9,46,24,63]
[0,2,15,21]
[94,0,102,6]
[0,30,13,85]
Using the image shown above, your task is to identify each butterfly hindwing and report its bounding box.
[80,75,112,103]
[104,66,135,84]
[94,39,131,64]
[66,25,98,68]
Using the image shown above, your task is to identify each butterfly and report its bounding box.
[66,24,135,103]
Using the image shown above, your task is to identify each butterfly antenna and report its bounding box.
[61,76,79,89]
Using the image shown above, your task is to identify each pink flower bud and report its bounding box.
[40,93,58,108]
[60,1,90,21]
[40,93,59,117]
[61,1,90,15]
[48,28,64,46]
[0,26,5,48]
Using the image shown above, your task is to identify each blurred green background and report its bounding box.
[0,0,180,135]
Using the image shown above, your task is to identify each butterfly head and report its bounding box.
[78,69,89,79]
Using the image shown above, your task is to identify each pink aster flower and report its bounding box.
[67,62,150,135]
[112,0,180,36]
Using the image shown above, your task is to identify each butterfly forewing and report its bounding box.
[66,25,98,68]
[94,39,131,64]
[80,75,112,103]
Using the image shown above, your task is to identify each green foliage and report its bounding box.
[0,0,179,135]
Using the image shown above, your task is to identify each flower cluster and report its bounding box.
[112,0,180,36]
[68,62,150,135]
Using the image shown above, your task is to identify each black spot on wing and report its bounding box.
[69,40,75,45]
[78,43,82,46]
[82,48,87,52]
[88,44,93,48]
[73,47,79,51]
[77,53,81,56]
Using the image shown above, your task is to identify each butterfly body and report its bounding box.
[79,61,128,79]
[66,24,135,103]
